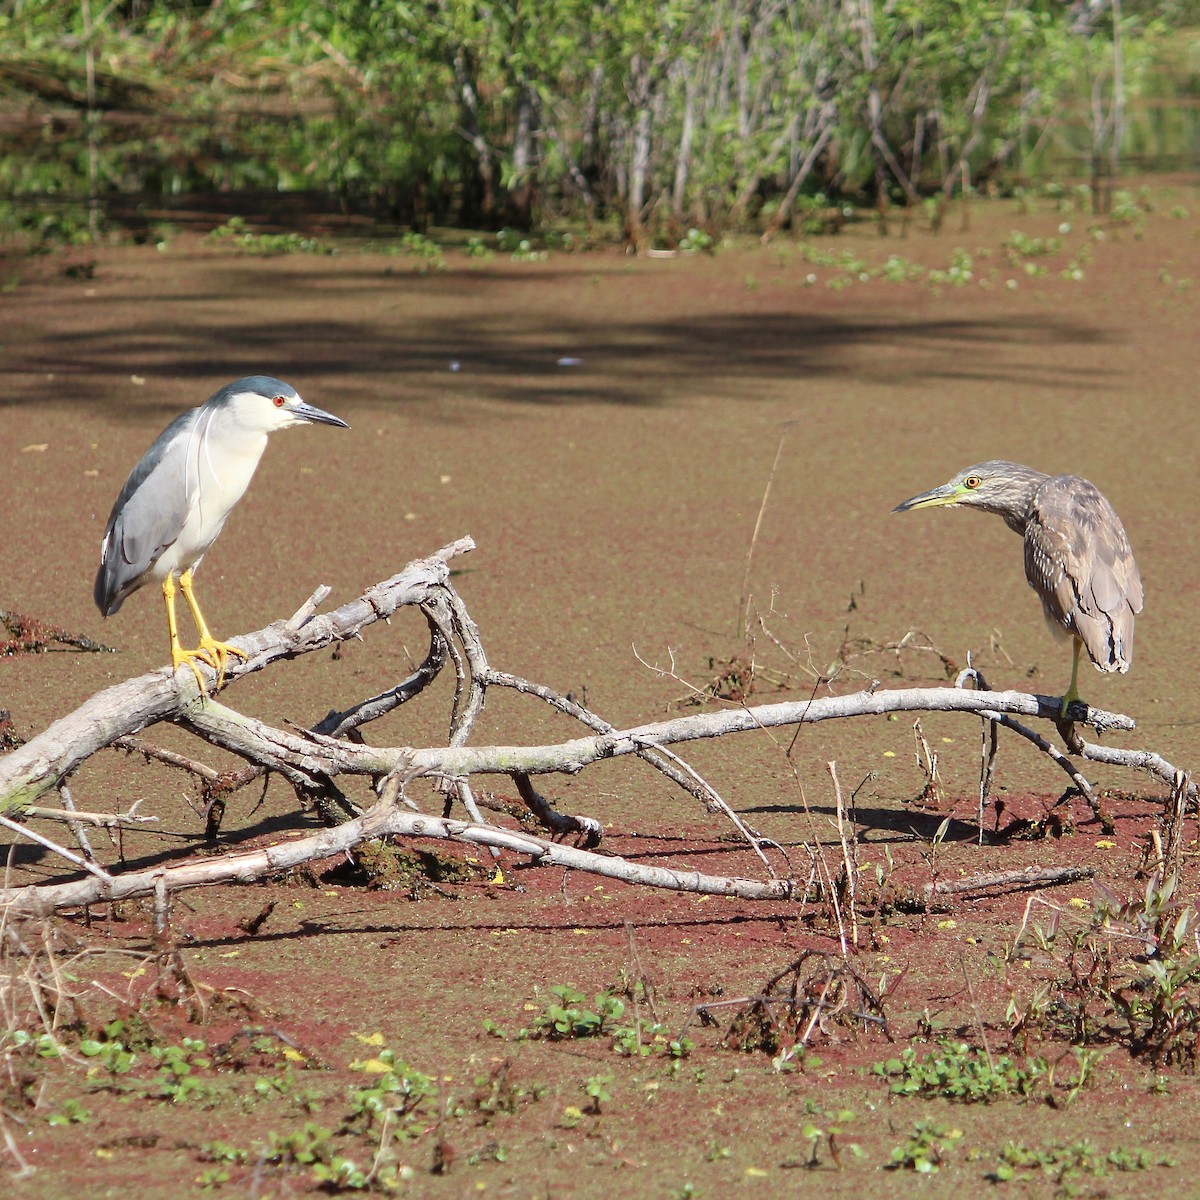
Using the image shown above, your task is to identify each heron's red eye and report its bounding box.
[965,475,981,489]
[272,395,286,408]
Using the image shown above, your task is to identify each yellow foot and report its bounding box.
[172,644,218,694]
[1059,689,1082,719]
[196,637,248,688]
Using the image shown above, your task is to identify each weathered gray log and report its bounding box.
[0,538,475,814]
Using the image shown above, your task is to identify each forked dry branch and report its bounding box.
[0,537,1193,918]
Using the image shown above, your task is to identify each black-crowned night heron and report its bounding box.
[893,461,1143,715]
[94,376,349,690]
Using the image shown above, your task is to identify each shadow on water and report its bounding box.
[5,296,1116,417]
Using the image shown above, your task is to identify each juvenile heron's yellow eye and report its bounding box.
[965,475,981,489]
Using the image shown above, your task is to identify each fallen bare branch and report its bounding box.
[72,681,1147,802]
[0,799,794,917]
[926,865,1096,898]
[0,536,1192,923]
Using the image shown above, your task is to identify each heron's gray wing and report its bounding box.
[95,409,199,615]
[1025,476,1142,673]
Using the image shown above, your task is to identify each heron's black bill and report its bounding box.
[296,401,350,429]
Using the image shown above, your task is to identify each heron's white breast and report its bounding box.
[154,429,269,578]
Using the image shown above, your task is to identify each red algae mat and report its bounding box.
[1,185,1199,1197]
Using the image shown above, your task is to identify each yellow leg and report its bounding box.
[178,568,247,687]
[1059,637,1083,718]
[163,575,214,693]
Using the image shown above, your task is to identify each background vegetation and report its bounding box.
[2,0,1198,239]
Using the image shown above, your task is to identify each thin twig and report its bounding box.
[828,761,858,949]
[738,422,792,639]
[488,666,766,847]
[957,663,999,843]
[960,954,995,1069]
[23,801,156,829]
[0,815,113,883]
[55,783,96,862]
[113,735,222,782]
[634,736,775,875]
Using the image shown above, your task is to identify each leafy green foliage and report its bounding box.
[497,228,548,260]
[1106,877,1200,1067]
[46,1097,91,1126]
[521,984,693,1059]
[873,1041,1048,1102]
[9,1029,64,1059]
[0,201,94,250]
[79,1022,137,1078]
[192,1045,435,1190]
[889,1118,962,1173]
[1003,230,1064,261]
[149,1036,214,1103]
[205,217,330,256]
[1008,871,1200,1068]
[203,1124,375,1191]
[677,227,714,253]
[2,0,1196,242]
[990,1139,1173,1185]
[389,231,446,270]
[534,984,623,1039]
[346,1048,435,1126]
[799,1102,864,1169]
[582,1071,613,1114]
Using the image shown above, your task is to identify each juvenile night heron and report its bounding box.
[94,376,349,690]
[893,461,1143,715]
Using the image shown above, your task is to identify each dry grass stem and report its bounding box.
[738,423,792,640]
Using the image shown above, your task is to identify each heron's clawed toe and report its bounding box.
[172,645,216,694]
[198,637,248,687]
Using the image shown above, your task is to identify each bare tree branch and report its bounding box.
[926,865,1095,899]
[0,537,475,814]
[0,801,794,917]
[0,537,1191,921]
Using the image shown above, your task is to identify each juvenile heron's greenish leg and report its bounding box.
[163,575,214,693]
[1059,637,1084,717]
[178,568,247,687]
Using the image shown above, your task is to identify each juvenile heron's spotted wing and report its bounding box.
[1023,475,1143,673]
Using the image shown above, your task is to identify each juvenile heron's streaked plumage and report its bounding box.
[893,460,1143,713]
[95,376,349,689]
